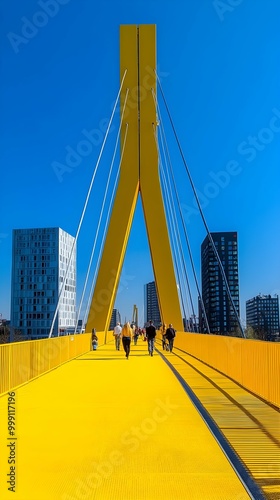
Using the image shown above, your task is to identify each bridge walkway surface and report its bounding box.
[0,338,279,499]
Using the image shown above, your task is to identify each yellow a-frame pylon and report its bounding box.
[87,25,183,333]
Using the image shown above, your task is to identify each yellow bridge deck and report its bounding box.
[0,338,279,499]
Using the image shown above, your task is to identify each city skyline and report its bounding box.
[3,223,279,332]
[1,1,280,326]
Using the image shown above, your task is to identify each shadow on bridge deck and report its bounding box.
[0,338,279,499]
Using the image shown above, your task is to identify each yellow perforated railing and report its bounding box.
[174,332,280,408]
[1,331,279,408]
[0,333,93,395]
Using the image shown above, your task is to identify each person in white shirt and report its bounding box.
[113,322,122,350]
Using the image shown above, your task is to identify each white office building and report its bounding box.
[11,227,76,338]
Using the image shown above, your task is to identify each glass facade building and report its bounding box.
[246,294,279,340]
[144,281,161,327]
[200,232,240,335]
[11,227,76,338]
[109,309,121,330]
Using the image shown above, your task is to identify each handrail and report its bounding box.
[0,334,92,396]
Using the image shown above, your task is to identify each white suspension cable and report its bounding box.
[161,150,190,326]
[153,92,206,333]
[83,123,129,330]
[161,161,190,323]
[152,90,196,330]
[158,122,197,330]
[155,75,244,336]
[75,90,130,333]
[153,122,189,323]
[48,70,128,337]
[158,126,195,330]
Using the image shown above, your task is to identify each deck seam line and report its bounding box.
[157,348,266,500]
[170,348,280,449]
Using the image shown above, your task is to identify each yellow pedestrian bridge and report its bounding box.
[0,332,279,499]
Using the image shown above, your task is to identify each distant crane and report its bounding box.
[132,304,138,327]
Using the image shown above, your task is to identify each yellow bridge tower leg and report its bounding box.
[87,25,183,334]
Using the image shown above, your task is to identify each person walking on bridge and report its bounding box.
[121,322,132,359]
[113,322,122,350]
[165,324,176,352]
[146,320,156,356]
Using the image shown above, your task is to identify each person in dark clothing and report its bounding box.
[121,322,132,359]
[145,320,156,356]
[165,324,176,352]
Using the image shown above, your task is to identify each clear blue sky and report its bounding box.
[1,0,280,327]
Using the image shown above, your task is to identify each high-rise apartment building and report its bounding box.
[144,281,161,327]
[200,232,240,335]
[11,227,76,338]
[246,294,279,340]
[109,309,121,329]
